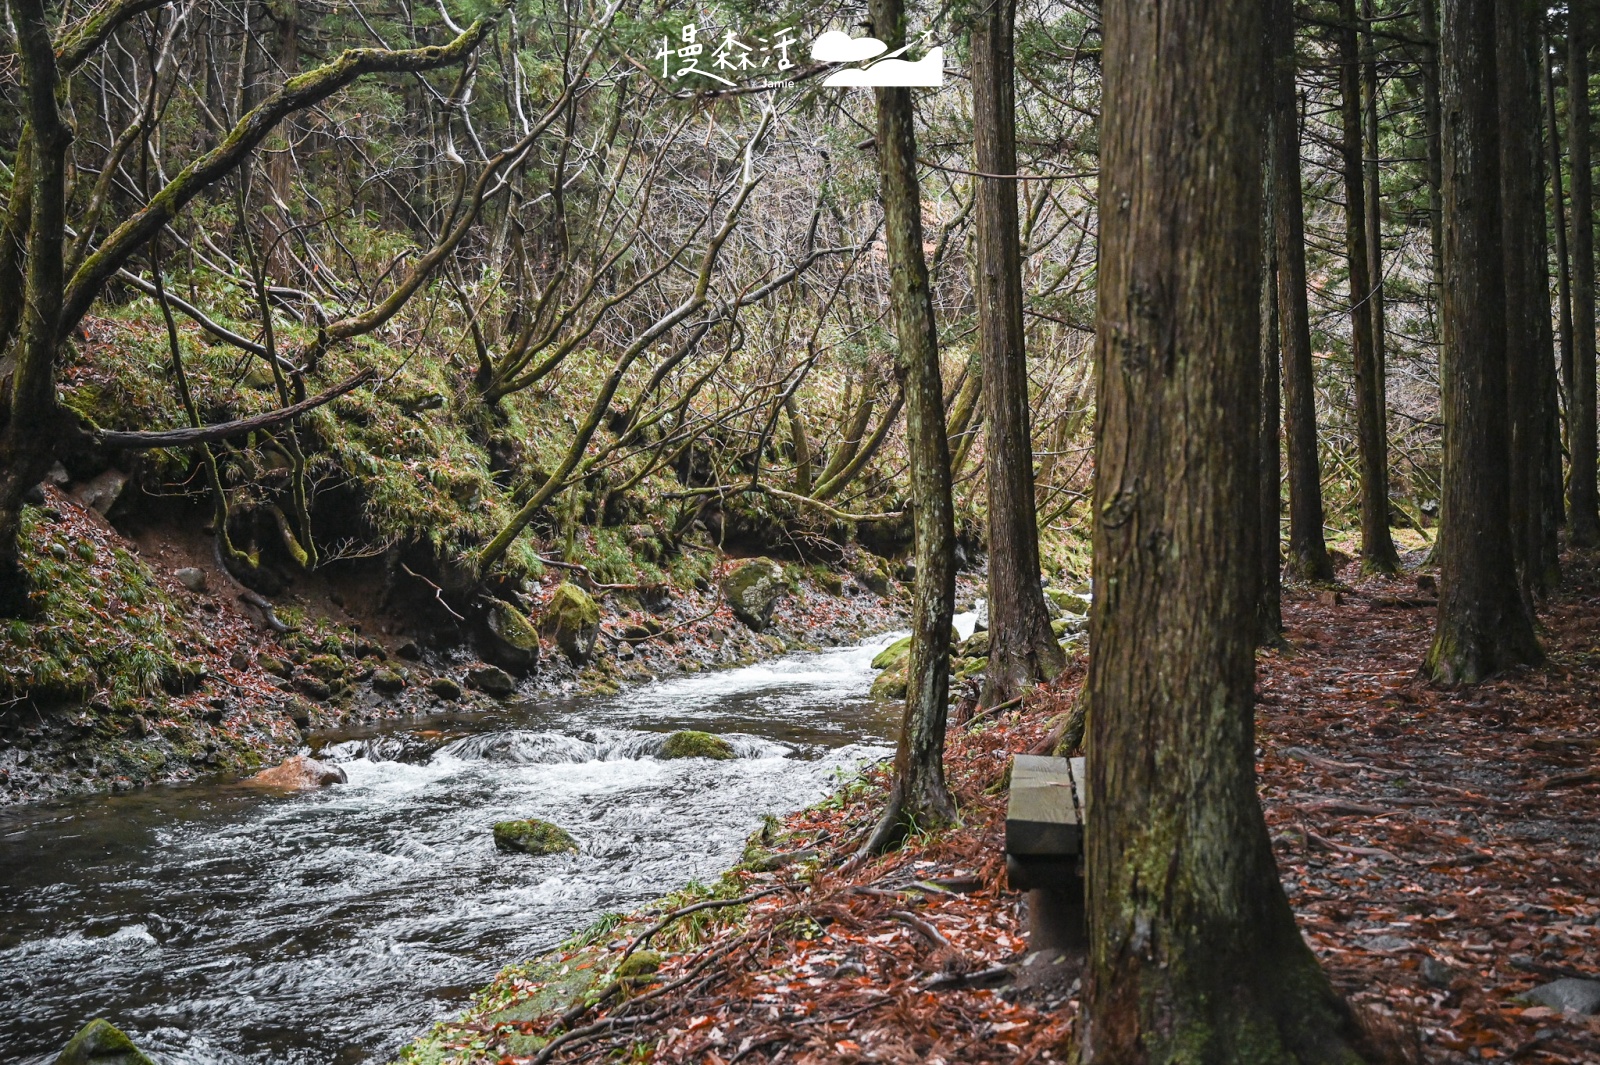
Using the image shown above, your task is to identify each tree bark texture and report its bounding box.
[0,0,74,615]
[973,0,1065,706]
[1082,0,1367,1059]
[1545,24,1575,448]
[1425,0,1543,684]
[1261,118,1285,642]
[1568,0,1599,542]
[862,0,957,850]
[1270,0,1337,582]
[1496,0,1560,597]
[1338,0,1401,574]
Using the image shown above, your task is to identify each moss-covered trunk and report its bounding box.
[1083,0,1369,1057]
[861,0,957,851]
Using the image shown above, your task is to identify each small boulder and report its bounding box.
[1045,588,1091,616]
[428,676,462,700]
[55,1019,155,1065]
[1520,977,1600,1015]
[541,582,601,664]
[372,668,406,694]
[467,665,517,698]
[852,555,893,596]
[493,818,578,856]
[174,567,207,593]
[659,730,736,760]
[246,755,346,789]
[72,468,128,515]
[257,654,293,679]
[871,635,913,671]
[957,630,991,658]
[720,558,787,631]
[616,949,663,986]
[293,677,333,701]
[482,599,541,674]
[870,659,909,701]
[305,655,346,682]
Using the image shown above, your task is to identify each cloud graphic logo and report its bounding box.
[820,46,944,87]
[810,30,888,63]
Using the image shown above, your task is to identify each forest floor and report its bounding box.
[412,556,1600,1065]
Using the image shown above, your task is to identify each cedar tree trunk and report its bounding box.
[973,0,1065,705]
[1569,0,1599,542]
[1425,0,1543,684]
[1339,0,1401,574]
[1270,0,1337,582]
[861,0,958,852]
[1081,0,1369,1058]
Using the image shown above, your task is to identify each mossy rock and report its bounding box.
[816,569,845,596]
[720,558,787,632]
[852,555,893,596]
[956,655,988,681]
[659,730,736,760]
[957,630,991,658]
[541,582,601,664]
[870,659,909,701]
[467,665,517,698]
[615,949,663,986]
[55,1018,155,1065]
[871,628,963,672]
[372,668,406,694]
[428,676,462,700]
[1045,588,1091,616]
[871,635,912,671]
[1051,616,1085,637]
[483,599,541,674]
[257,653,293,679]
[305,654,347,682]
[493,818,578,856]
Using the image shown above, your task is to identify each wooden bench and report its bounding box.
[1005,754,1087,952]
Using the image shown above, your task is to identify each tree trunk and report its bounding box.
[1569,0,1599,542]
[972,0,1065,706]
[0,0,73,616]
[1425,0,1543,684]
[1422,0,1446,299]
[1082,0,1368,1058]
[1362,0,1390,469]
[1546,23,1576,448]
[860,0,957,853]
[1339,0,1401,574]
[1497,0,1560,598]
[1261,112,1285,643]
[1270,0,1337,582]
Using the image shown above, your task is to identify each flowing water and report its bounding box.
[0,619,974,1065]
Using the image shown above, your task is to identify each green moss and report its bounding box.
[492,819,578,856]
[55,1018,156,1065]
[3,508,193,708]
[658,730,735,760]
[871,634,912,671]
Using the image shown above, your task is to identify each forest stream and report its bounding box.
[0,614,974,1065]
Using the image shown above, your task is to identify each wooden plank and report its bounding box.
[1005,755,1086,857]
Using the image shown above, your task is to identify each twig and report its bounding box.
[601,605,720,645]
[400,564,465,621]
[536,554,643,592]
[888,909,955,951]
[963,693,1025,730]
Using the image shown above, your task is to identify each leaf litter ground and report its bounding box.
[436,558,1600,1065]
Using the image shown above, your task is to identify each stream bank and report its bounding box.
[0,486,937,806]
